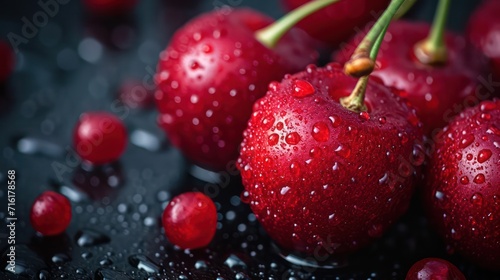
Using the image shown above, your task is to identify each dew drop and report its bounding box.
[359,111,370,121]
[195,260,207,270]
[378,173,389,185]
[435,191,445,201]
[450,228,461,240]
[289,162,301,176]
[411,145,425,166]
[473,173,485,184]
[328,115,341,128]
[378,117,386,124]
[311,122,330,142]
[480,101,497,112]
[75,229,110,247]
[334,144,351,158]
[309,147,322,158]
[280,186,291,195]
[224,254,247,269]
[486,124,500,136]
[128,254,160,274]
[285,132,301,145]
[51,253,70,265]
[460,176,469,185]
[481,113,491,121]
[466,153,473,161]
[268,133,279,146]
[276,122,284,130]
[240,191,250,204]
[477,149,492,163]
[292,80,315,97]
[459,134,475,148]
[261,116,275,130]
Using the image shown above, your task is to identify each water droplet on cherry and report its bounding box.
[311,122,329,142]
[292,80,315,97]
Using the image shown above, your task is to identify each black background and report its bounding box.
[1,0,499,279]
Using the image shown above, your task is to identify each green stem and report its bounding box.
[255,0,338,49]
[414,0,450,65]
[369,23,389,60]
[344,0,406,77]
[394,0,418,19]
[340,76,369,112]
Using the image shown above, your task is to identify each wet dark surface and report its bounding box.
[1,0,500,279]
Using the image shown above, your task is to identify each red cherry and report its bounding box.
[162,192,217,249]
[83,0,137,16]
[73,112,128,165]
[405,258,466,280]
[424,99,500,270]
[0,41,15,82]
[281,0,390,47]
[335,20,488,134]
[155,8,317,171]
[237,63,423,255]
[467,0,500,81]
[30,191,72,236]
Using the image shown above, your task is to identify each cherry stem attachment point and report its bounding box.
[255,0,338,49]
[340,76,369,113]
[343,0,406,78]
[413,0,450,65]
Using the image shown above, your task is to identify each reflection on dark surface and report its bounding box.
[84,14,138,51]
[71,161,124,201]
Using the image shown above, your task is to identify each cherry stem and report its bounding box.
[394,0,418,19]
[340,76,369,112]
[255,0,338,49]
[343,0,406,78]
[414,0,450,65]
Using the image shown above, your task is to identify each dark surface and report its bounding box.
[1,0,499,279]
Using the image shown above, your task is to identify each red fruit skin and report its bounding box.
[162,192,217,249]
[237,63,424,255]
[30,191,72,236]
[0,41,15,82]
[405,258,466,280]
[335,20,488,135]
[424,99,500,270]
[467,0,500,81]
[73,112,128,165]
[155,8,317,171]
[281,0,390,47]
[83,0,137,16]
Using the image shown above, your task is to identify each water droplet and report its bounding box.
[378,173,389,185]
[240,191,250,204]
[128,254,160,273]
[224,254,247,269]
[359,111,370,121]
[261,116,275,130]
[470,193,483,206]
[285,132,301,145]
[477,149,492,163]
[311,122,329,142]
[378,117,386,124]
[81,252,93,260]
[411,145,425,166]
[195,260,207,270]
[290,162,301,176]
[473,173,485,184]
[460,176,469,185]
[435,191,445,201]
[280,186,291,195]
[38,270,50,280]
[450,228,461,240]
[466,153,473,161]
[309,147,322,158]
[480,101,497,112]
[95,268,128,280]
[292,80,315,97]
[332,162,340,171]
[329,115,341,128]
[334,144,351,158]
[51,253,70,265]
[481,113,491,121]
[268,133,279,146]
[368,224,383,238]
[486,125,500,136]
[75,229,110,247]
[459,134,475,148]
[398,132,409,144]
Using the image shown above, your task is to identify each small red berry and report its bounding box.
[0,41,15,82]
[162,192,217,249]
[73,112,128,165]
[405,258,466,280]
[83,0,138,16]
[30,191,72,236]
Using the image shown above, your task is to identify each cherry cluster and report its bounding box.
[3,0,496,278]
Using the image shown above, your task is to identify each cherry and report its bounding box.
[83,0,138,16]
[335,19,487,134]
[424,99,500,270]
[155,4,324,171]
[467,0,500,81]
[405,258,466,280]
[281,0,390,47]
[0,41,15,82]
[162,192,217,249]
[237,63,423,255]
[30,191,72,236]
[73,112,128,165]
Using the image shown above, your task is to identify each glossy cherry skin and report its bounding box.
[237,63,424,256]
[424,99,500,270]
[162,192,217,249]
[0,41,15,82]
[335,20,488,135]
[405,258,466,280]
[73,112,127,165]
[467,0,500,81]
[83,0,138,16]
[155,8,317,171]
[30,191,72,236]
[281,0,390,47]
